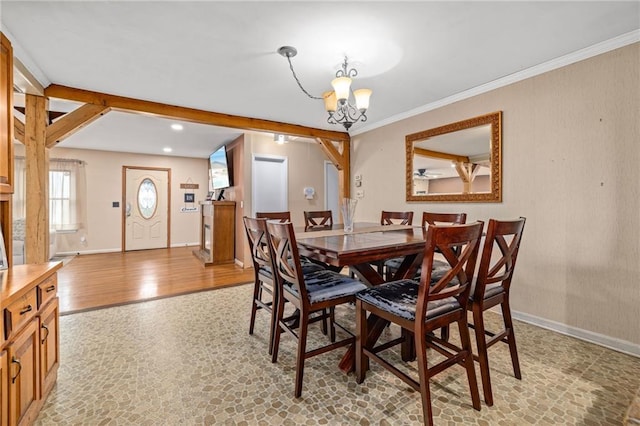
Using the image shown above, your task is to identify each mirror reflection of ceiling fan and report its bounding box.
[413,168,442,179]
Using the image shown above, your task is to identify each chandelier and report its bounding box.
[278,46,372,131]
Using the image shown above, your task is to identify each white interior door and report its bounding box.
[124,167,170,251]
[252,154,288,216]
[324,160,339,221]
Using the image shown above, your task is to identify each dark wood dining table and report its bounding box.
[295,222,428,372]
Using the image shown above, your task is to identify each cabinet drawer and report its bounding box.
[4,289,37,340]
[37,275,58,309]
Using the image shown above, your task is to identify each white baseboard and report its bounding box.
[171,243,199,248]
[511,309,640,358]
[234,258,245,268]
[56,248,121,256]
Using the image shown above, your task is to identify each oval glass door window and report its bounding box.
[138,178,158,219]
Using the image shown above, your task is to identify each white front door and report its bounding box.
[124,167,170,251]
[251,154,288,216]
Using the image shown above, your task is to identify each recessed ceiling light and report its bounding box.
[163,147,173,153]
[170,123,183,131]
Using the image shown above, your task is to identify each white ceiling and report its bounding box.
[2,1,639,158]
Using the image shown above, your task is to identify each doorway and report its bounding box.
[123,166,171,251]
[252,154,288,216]
[324,160,339,220]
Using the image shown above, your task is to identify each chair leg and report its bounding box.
[294,312,309,398]
[472,307,494,406]
[414,326,434,426]
[267,287,277,356]
[355,300,368,384]
[271,291,286,363]
[458,317,481,411]
[501,299,522,380]
[249,280,261,335]
[440,325,450,342]
[321,308,328,336]
[329,307,336,343]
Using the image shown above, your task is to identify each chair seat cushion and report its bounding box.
[355,280,460,321]
[385,257,453,284]
[259,261,325,280]
[469,282,504,302]
[285,270,367,304]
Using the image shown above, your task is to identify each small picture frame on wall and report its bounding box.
[184,193,195,203]
[0,225,8,270]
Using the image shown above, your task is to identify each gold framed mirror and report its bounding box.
[406,111,502,202]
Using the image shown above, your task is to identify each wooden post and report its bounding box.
[24,94,49,263]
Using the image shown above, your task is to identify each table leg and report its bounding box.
[339,313,388,373]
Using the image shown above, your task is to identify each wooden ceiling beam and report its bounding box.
[414,147,469,163]
[14,116,24,143]
[46,103,111,147]
[316,138,346,170]
[317,137,350,200]
[45,84,350,142]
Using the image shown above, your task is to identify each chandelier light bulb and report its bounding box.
[331,77,352,102]
[353,88,372,111]
[323,91,338,112]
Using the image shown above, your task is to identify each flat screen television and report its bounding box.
[209,145,233,199]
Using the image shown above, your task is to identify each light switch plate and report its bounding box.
[356,189,364,198]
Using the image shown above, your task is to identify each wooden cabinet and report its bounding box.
[1,263,61,426]
[37,298,58,399]
[0,351,8,426]
[193,201,235,266]
[7,321,38,426]
[0,32,14,196]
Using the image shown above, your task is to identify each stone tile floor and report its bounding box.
[36,284,640,425]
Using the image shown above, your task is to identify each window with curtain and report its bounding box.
[14,156,86,232]
[49,159,86,232]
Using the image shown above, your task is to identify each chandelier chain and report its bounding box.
[284,55,324,100]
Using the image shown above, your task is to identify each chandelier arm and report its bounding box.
[285,55,324,100]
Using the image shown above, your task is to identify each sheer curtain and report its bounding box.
[49,158,87,232]
[13,156,26,219]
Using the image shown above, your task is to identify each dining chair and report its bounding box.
[256,211,291,223]
[380,210,414,226]
[243,216,280,355]
[243,217,325,355]
[384,212,467,281]
[355,221,484,425]
[303,210,333,231]
[362,210,415,276]
[466,217,526,406]
[266,220,367,397]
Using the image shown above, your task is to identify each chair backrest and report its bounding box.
[256,211,291,223]
[422,212,467,227]
[472,218,526,301]
[381,211,414,226]
[304,210,333,231]
[265,220,309,302]
[415,222,483,323]
[243,217,276,273]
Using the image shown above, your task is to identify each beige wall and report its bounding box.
[352,43,640,348]
[47,147,208,254]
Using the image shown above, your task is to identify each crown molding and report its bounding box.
[352,30,640,136]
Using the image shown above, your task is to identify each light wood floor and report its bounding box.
[56,246,255,315]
